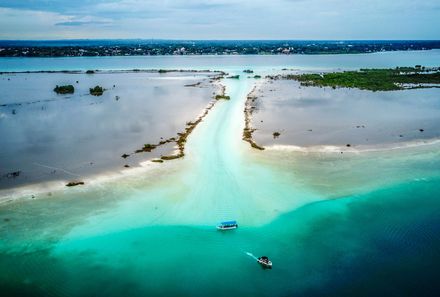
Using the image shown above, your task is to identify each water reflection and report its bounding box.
[253,80,440,147]
[0,71,217,188]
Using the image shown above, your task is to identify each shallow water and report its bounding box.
[0,52,440,296]
[0,71,217,188]
[252,80,440,147]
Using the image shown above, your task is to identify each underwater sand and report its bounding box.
[1,52,440,296]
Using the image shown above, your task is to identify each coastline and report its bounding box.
[0,77,226,203]
[242,82,265,150]
[121,79,225,161]
[264,137,440,154]
[0,157,167,205]
[2,69,439,202]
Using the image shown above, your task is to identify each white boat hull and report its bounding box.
[257,259,273,269]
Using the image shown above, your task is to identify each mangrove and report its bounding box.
[54,85,74,94]
[287,67,440,91]
[89,86,104,96]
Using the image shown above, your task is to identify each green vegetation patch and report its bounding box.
[66,181,84,187]
[89,85,105,96]
[54,85,74,94]
[215,95,231,100]
[288,67,440,91]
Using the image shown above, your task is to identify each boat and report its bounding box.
[257,256,272,269]
[216,220,238,230]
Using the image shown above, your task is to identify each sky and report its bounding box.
[0,0,439,40]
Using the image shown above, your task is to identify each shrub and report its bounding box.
[89,85,104,96]
[54,85,74,94]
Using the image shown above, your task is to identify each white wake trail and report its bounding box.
[245,252,259,261]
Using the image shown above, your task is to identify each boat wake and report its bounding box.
[245,252,259,261]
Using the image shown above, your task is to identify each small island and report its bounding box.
[54,85,74,94]
[89,85,105,96]
[287,67,440,91]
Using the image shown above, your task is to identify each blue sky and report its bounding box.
[0,0,439,40]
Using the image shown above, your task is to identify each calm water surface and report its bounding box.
[1,49,440,72]
[0,52,439,296]
[252,80,440,147]
[0,71,217,188]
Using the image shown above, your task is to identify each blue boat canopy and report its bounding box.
[220,221,237,225]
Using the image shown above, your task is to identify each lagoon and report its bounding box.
[0,51,439,296]
[0,71,219,189]
[251,79,440,148]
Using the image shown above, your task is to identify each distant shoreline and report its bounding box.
[0,69,222,75]
[1,40,440,57]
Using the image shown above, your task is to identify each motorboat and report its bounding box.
[257,256,272,269]
[216,220,238,230]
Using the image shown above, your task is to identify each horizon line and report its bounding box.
[1,38,440,42]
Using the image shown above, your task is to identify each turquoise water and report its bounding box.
[1,52,440,296]
[2,178,439,297]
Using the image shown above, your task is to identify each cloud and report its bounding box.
[55,21,111,27]
[0,1,439,39]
